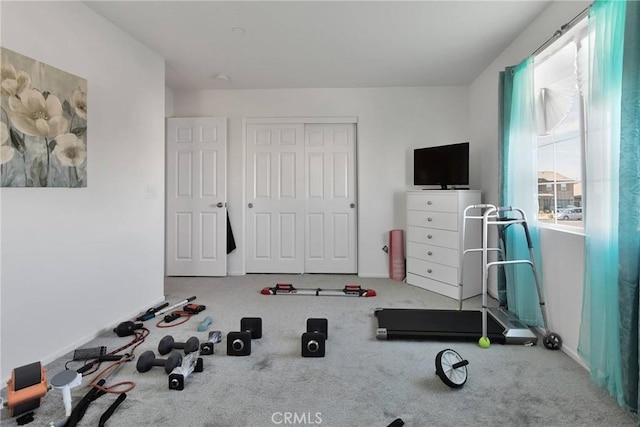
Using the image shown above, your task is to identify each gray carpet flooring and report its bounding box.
[1,274,637,426]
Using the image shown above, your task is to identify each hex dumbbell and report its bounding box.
[136,350,183,374]
[302,318,328,358]
[158,335,200,355]
[227,317,262,356]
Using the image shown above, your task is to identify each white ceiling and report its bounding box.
[84,1,551,91]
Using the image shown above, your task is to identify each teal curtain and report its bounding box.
[618,0,640,413]
[578,0,627,408]
[498,57,544,326]
[497,68,515,307]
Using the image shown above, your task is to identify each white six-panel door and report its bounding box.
[246,123,306,273]
[166,117,227,276]
[304,124,357,273]
[246,120,356,274]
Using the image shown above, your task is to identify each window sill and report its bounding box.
[538,221,585,237]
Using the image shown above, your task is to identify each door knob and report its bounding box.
[216,202,224,208]
[248,203,253,208]
[350,203,355,208]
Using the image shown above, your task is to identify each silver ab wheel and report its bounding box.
[435,349,469,388]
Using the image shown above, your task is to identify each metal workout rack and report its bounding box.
[460,204,562,350]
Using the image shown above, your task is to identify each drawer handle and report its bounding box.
[427,269,433,274]
[427,200,433,205]
[427,251,433,256]
[427,234,433,239]
[427,217,433,222]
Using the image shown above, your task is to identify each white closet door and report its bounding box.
[166,117,227,276]
[246,123,305,273]
[304,124,357,273]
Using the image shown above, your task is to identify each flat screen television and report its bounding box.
[413,142,469,189]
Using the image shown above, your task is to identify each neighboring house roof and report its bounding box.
[538,170,575,183]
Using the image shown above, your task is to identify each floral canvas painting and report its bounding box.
[1,47,87,187]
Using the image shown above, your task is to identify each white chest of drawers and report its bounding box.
[405,190,482,300]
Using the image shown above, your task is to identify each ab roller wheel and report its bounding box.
[435,349,469,388]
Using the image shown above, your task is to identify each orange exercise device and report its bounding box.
[6,361,48,417]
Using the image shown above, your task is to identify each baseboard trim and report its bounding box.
[562,345,588,370]
[225,272,390,278]
[532,326,588,371]
[1,295,166,385]
[227,271,245,276]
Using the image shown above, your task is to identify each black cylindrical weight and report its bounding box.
[240,317,262,339]
[227,331,251,356]
[227,319,260,356]
[306,318,328,339]
[301,332,325,357]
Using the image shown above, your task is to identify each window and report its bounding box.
[534,19,587,231]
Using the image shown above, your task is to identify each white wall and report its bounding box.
[171,86,471,277]
[0,2,166,381]
[469,0,591,362]
[165,87,174,117]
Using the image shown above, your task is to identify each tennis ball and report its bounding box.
[478,337,491,348]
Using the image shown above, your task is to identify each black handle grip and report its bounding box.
[452,359,470,369]
[520,221,534,248]
[98,393,127,427]
[76,363,94,374]
[66,379,106,427]
[99,354,125,362]
[135,302,169,321]
[148,302,168,313]
[138,312,154,321]
[76,355,123,374]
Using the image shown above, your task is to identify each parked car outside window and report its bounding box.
[554,207,582,220]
